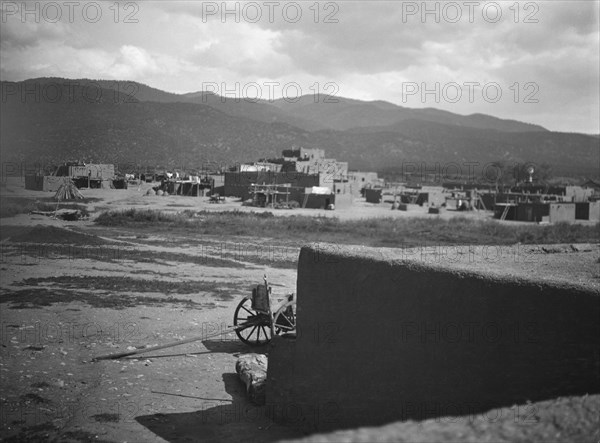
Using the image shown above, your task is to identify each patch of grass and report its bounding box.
[117,249,249,269]
[517,221,596,244]
[0,199,38,217]
[96,208,188,224]
[95,209,600,247]
[129,269,180,277]
[2,277,240,309]
[2,287,213,310]
[19,275,239,295]
[77,246,249,268]
[0,225,111,245]
[218,249,298,269]
[2,236,253,268]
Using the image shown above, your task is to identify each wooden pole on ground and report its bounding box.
[92,321,257,361]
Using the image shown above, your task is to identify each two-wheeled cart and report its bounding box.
[233,275,296,346]
[93,275,295,361]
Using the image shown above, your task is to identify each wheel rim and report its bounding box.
[273,301,296,335]
[234,298,272,346]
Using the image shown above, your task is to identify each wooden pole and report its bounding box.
[92,328,228,361]
[92,320,259,361]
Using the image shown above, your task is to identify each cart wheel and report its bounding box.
[233,297,272,346]
[273,300,297,335]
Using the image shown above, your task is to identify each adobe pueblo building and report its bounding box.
[25,162,119,191]
[224,148,360,209]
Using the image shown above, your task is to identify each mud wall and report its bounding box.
[550,202,576,223]
[333,193,353,209]
[267,245,600,432]
[589,201,600,221]
[24,174,44,190]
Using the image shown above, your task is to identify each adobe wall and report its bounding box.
[266,245,600,432]
[589,201,600,221]
[333,193,353,209]
[549,202,576,223]
[24,174,44,191]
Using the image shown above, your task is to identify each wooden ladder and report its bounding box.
[478,196,487,211]
[302,193,309,208]
[474,195,487,211]
[500,205,510,221]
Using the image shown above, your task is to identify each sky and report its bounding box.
[1,0,599,133]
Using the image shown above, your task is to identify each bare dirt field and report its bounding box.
[1,179,598,442]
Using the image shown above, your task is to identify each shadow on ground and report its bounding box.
[135,373,304,443]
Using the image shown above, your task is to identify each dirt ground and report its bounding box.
[1,179,598,442]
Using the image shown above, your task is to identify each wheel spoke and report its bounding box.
[241,305,254,315]
[261,326,270,341]
[282,312,293,324]
[237,321,254,330]
[245,325,257,340]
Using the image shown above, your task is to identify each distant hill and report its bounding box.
[310,120,598,175]
[270,94,549,132]
[1,78,597,177]
[7,78,326,131]
[14,78,547,133]
[180,91,326,131]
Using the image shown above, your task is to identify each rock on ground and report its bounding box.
[236,353,268,405]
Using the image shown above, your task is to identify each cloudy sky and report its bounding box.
[1,1,599,133]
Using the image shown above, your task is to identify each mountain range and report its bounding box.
[1,78,598,177]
